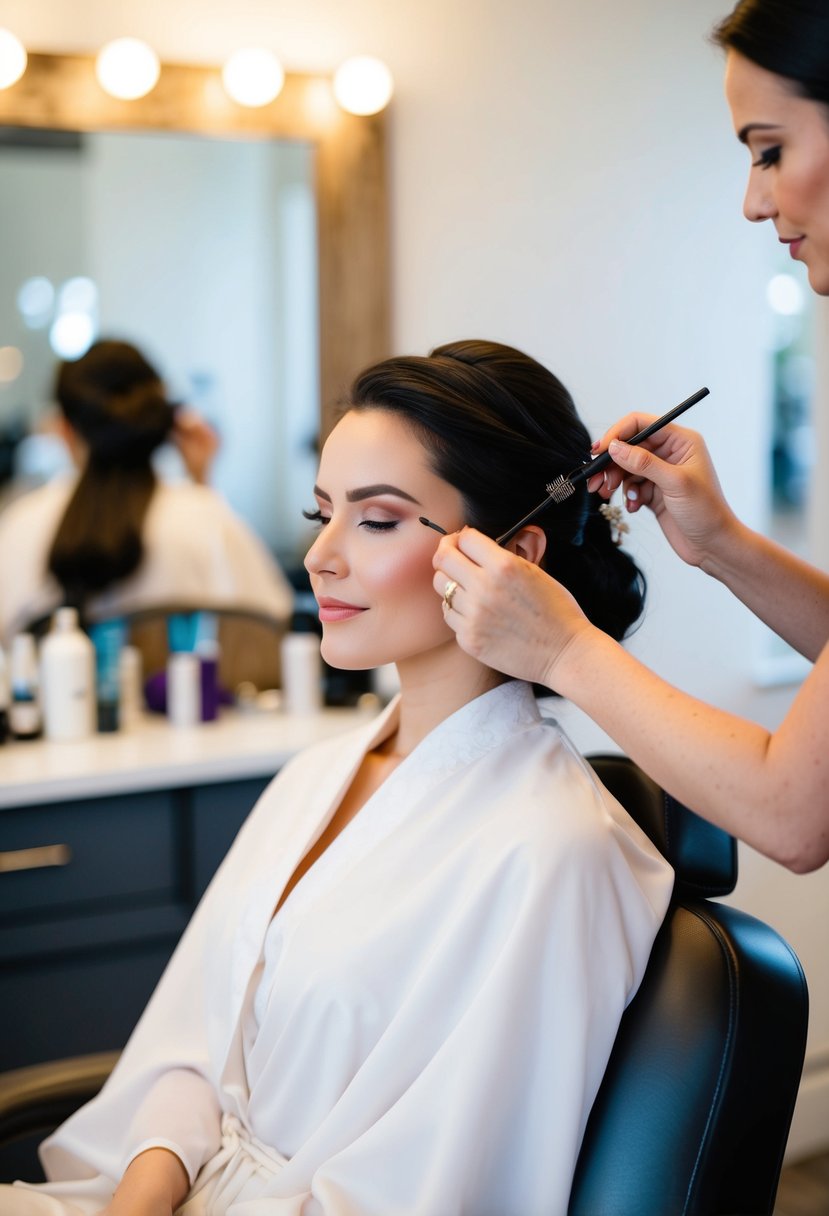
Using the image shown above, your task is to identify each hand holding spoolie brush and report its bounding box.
[431,400,829,874]
[421,387,709,545]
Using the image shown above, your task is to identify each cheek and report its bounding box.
[781,158,828,225]
[368,544,438,605]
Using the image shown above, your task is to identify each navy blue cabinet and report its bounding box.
[0,776,271,1070]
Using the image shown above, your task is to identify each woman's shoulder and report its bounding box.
[476,708,665,869]
[0,476,73,535]
[149,480,239,520]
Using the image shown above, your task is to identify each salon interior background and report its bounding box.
[4,0,828,1160]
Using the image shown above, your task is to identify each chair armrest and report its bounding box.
[0,1052,119,1142]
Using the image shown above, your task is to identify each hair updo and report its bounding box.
[345,339,645,645]
[48,339,176,609]
[713,0,829,107]
[56,340,174,468]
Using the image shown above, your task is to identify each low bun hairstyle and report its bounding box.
[346,339,645,645]
[48,340,175,608]
[713,0,829,107]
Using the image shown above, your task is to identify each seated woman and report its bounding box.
[6,341,673,1215]
[0,339,294,645]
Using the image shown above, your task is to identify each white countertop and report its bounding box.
[0,708,368,808]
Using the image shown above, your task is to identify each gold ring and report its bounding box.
[443,579,459,610]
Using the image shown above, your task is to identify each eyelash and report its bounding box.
[753,146,781,169]
[302,508,398,533]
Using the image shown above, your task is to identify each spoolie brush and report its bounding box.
[493,386,709,546]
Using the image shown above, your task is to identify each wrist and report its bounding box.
[543,619,607,699]
[698,513,753,584]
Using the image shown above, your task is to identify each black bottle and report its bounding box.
[0,643,9,744]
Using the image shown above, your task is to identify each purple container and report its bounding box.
[199,648,219,721]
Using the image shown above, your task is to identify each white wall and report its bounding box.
[9,0,828,1159]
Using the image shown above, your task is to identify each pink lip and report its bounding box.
[317,597,367,622]
[780,236,805,259]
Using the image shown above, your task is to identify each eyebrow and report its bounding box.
[313,483,421,505]
[737,122,781,144]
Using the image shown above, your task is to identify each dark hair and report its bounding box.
[345,339,645,645]
[713,0,829,106]
[48,339,175,607]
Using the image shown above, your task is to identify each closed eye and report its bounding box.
[360,520,398,532]
[302,508,398,533]
[753,145,781,169]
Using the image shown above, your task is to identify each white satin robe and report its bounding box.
[11,680,673,1216]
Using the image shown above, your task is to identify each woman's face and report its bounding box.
[725,51,829,295]
[304,409,466,671]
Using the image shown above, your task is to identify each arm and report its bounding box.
[102,1148,189,1216]
[589,416,829,661]
[433,529,829,873]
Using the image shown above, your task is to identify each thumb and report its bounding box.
[608,439,675,489]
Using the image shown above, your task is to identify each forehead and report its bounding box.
[724,50,802,127]
[318,408,435,486]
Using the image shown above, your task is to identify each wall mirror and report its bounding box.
[0,52,389,564]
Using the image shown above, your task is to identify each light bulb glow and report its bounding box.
[0,346,24,384]
[17,276,55,329]
[766,273,805,317]
[58,276,98,314]
[222,49,284,108]
[96,38,160,101]
[333,56,393,116]
[50,313,96,360]
[0,28,27,90]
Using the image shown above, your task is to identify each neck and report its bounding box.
[380,643,507,759]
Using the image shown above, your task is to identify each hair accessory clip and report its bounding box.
[599,501,629,546]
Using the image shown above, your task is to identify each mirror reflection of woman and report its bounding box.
[4,341,672,1215]
[0,340,294,645]
[433,0,829,875]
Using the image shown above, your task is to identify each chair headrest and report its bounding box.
[587,753,737,898]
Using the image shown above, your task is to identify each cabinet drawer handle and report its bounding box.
[0,844,73,873]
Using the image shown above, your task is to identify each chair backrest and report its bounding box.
[568,754,809,1216]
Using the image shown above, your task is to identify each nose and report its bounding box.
[743,166,777,224]
[304,522,344,578]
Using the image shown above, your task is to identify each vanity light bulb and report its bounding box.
[222,49,284,108]
[333,56,393,116]
[0,28,27,90]
[96,37,160,101]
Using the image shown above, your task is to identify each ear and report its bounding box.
[505,524,547,567]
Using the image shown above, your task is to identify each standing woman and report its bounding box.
[432,0,829,874]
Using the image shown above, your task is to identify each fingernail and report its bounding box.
[590,440,600,453]
[626,487,638,506]
[609,439,624,456]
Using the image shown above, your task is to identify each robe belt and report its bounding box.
[181,1115,290,1214]
[218,1113,289,1174]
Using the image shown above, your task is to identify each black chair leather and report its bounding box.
[569,754,809,1216]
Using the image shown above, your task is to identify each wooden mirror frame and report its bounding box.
[0,51,390,437]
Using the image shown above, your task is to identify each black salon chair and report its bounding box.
[571,754,809,1216]
[0,757,809,1212]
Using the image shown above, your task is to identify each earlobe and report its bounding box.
[508,525,546,567]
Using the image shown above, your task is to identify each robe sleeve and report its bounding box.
[37,737,326,1188]
[38,873,227,1187]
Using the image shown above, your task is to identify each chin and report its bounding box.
[806,258,829,296]
[320,637,389,672]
